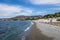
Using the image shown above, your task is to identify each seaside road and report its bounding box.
[36,22,60,40]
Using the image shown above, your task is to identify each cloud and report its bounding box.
[0,4,33,18]
[35,11,48,15]
[29,0,60,5]
[45,7,60,11]
[50,8,60,10]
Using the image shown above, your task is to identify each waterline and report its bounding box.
[21,21,34,40]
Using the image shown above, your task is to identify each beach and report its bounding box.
[26,21,53,40]
[45,22,60,26]
[25,20,60,40]
[0,20,60,40]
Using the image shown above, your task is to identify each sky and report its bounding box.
[0,0,60,18]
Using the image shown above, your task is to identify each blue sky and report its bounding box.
[0,0,60,18]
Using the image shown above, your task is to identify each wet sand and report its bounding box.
[26,22,53,40]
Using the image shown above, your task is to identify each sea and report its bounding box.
[0,20,33,40]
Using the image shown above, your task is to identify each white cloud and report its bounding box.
[50,8,60,10]
[16,9,33,16]
[29,0,60,5]
[0,4,33,18]
[35,11,48,15]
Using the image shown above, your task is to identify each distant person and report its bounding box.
[50,19,52,24]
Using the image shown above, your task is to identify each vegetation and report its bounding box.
[42,12,60,18]
[10,18,18,21]
[57,19,60,21]
[25,17,40,20]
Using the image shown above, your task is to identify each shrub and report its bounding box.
[57,19,60,21]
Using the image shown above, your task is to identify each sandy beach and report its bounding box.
[26,22,53,40]
[25,20,60,40]
[45,22,60,26]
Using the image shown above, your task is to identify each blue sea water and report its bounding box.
[0,20,32,40]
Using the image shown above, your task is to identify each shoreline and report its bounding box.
[21,21,34,40]
[24,21,34,32]
[26,22,53,40]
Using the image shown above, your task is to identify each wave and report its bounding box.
[21,21,34,40]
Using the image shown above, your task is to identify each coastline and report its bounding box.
[21,21,34,40]
[26,21,53,40]
[24,21,34,32]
